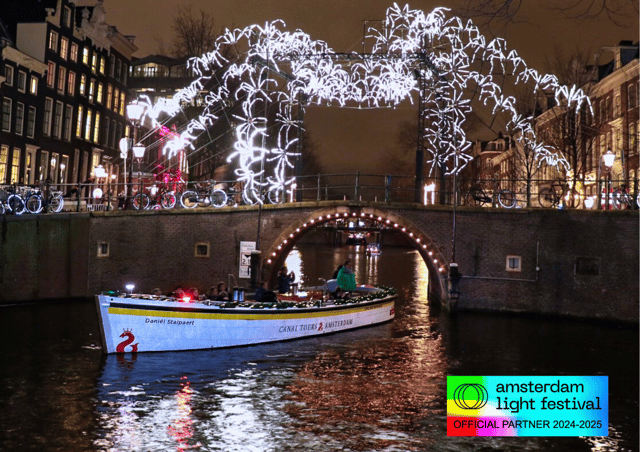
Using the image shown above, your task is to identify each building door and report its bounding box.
[24,147,37,185]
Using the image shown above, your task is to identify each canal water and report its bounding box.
[0,244,637,451]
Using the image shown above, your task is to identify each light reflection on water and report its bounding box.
[0,245,637,451]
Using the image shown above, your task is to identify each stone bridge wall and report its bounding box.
[1,202,637,323]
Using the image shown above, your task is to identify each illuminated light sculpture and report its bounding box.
[140,4,590,204]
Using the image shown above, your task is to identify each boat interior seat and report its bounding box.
[325,279,339,293]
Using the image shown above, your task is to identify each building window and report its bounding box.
[79,74,86,95]
[10,149,21,184]
[506,255,521,272]
[29,75,38,94]
[49,30,58,52]
[53,101,63,138]
[0,145,8,183]
[113,88,119,112]
[47,62,55,87]
[60,37,68,60]
[91,54,97,73]
[102,120,110,147]
[115,59,122,81]
[67,71,75,95]
[39,150,49,182]
[50,152,58,183]
[4,65,13,85]
[70,43,78,62]
[43,98,53,136]
[15,103,24,136]
[629,83,638,110]
[575,257,600,276]
[26,106,36,138]
[2,98,12,132]
[82,47,90,65]
[93,112,100,143]
[76,105,83,137]
[110,119,116,148]
[85,109,92,141]
[17,71,27,92]
[106,84,113,109]
[89,79,95,102]
[195,242,210,258]
[630,122,638,156]
[57,66,66,92]
[62,6,71,28]
[119,92,125,116]
[99,56,105,74]
[97,82,103,103]
[63,105,73,141]
[97,242,110,258]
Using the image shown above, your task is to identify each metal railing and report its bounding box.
[1,174,638,214]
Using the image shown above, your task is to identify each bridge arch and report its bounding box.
[263,206,449,300]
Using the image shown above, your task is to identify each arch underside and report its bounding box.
[264,206,448,301]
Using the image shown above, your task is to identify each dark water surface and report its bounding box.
[0,244,637,451]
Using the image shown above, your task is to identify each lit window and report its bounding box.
[70,43,78,62]
[82,47,89,65]
[89,79,95,102]
[113,88,119,112]
[97,83,103,103]
[119,92,125,116]
[57,66,66,92]
[67,71,75,95]
[85,109,92,141]
[99,56,105,74]
[60,37,68,59]
[76,105,83,137]
[93,112,100,143]
[79,74,86,95]
[10,148,20,184]
[29,75,38,94]
[91,54,97,73]
[49,30,58,51]
[0,145,8,183]
[106,85,113,109]
[47,62,55,87]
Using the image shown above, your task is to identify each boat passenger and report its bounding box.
[277,266,295,294]
[216,282,229,301]
[254,281,267,301]
[207,286,219,300]
[336,260,356,295]
[331,265,343,280]
[151,288,162,296]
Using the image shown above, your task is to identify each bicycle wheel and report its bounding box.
[466,188,484,207]
[180,190,198,209]
[538,188,555,208]
[161,192,177,209]
[611,189,625,209]
[497,189,516,208]
[210,189,227,208]
[133,193,150,210]
[48,194,64,213]
[26,194,43,214]
[7,194,26,215]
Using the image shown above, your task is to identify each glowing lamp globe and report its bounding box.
[603,151,615,168]
[584,197,595,209]
[132,146,146,159]
[125,284,135,294]
[92,188,103,199]
[94,165,107,178]
[126,103,145,122]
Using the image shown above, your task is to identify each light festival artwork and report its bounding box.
[136,3,591,204]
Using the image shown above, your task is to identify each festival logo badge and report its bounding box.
[447,376,608,437]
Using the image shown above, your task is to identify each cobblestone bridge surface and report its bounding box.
[1,201,637,322]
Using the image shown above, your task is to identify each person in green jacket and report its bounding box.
[336,259,356,294]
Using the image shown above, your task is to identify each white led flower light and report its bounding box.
[138,4,590,203]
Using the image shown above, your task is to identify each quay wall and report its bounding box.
[0,203,637,323]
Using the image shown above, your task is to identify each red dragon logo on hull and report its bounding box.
[116,329,139,353]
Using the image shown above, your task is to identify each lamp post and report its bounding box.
[132,145,146,209]
[125,101,146,209]
[597,150,615,209]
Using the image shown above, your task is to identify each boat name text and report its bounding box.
[145,318,195,326]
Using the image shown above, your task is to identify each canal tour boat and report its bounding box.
[95,284,397,354]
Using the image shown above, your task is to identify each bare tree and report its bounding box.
[172,4,219,58]
[456,0,638,36]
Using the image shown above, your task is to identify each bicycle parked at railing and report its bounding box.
[0,185,27,214]
[465,185,516,208]
[133,184,177,210]
[25,185,64,214]
[611,185,638,209]
[538,179,580,209]
[179,181,221,209]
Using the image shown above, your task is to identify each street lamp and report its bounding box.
[125,101,146,209]
[132,145,146,209]
[597,150,615,209]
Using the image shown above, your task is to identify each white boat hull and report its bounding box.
[96,293,396,353]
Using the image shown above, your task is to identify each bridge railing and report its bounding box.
[1,175,637,214]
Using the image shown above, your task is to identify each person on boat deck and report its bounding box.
[207,286,219,300]
[277,266,295,294]
[216,282,229,301]
[331,265,343,280]
[254,281,267,301]
[337,259,356,295]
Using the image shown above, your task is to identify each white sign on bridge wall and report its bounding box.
[239,241,256,279]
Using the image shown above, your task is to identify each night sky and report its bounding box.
[105,0,638,173]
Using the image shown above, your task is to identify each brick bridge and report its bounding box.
[1,201,637,322]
